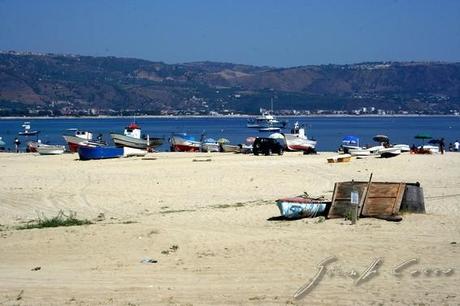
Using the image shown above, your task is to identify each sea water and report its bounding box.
[0,116,459,152]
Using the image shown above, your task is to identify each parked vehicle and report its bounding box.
[252,137,284,156]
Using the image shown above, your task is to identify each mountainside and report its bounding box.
[1,51,460,116]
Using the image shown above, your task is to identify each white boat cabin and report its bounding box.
[124,123,141,139]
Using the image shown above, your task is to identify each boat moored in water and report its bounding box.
[18,122,40,136]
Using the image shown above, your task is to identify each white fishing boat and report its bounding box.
[110,123,163,150]
[200,138,220,152]
[18,122,40,136]
[123,147,148,157]
[63,129,105,153]
[221,143,240,153]
[37,144,65,155]
[281,122,317,152]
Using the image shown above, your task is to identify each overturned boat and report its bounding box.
[276,197,328,219]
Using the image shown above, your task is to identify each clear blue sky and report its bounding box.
[1,0,459,67]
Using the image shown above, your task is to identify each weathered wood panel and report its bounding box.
[329,181,408,218]
[361,182,405,217]
[328,181,367,218]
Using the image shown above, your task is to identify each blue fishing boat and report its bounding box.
[78,146,123,160]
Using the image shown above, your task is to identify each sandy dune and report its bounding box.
[0,152,459,305]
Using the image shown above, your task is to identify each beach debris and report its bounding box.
[192,158,212,162]
[140,258,158,264]
[328,176,425,221]
[31,266,41,271]
[16,289,24,301]
[161,245,179,255]
[327,154,351,163]
[95,213,105,222]
[450,242,457,245]
[142,157,157,161]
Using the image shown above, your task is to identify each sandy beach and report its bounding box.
[0,151,459,305]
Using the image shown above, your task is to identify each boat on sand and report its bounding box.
[110,123,163,150]
[37,144,66,155]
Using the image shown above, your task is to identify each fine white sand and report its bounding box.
[0,152,459,305]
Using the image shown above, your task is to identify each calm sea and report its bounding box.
[0,116,459,152]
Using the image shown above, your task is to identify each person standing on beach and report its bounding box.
[14,137,20,153]
[439,138,445,154]
[455,140,459,152]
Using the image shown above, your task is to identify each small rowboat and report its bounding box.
[276,197,328,219]
[37,144,65,155]
[78,146,123,160]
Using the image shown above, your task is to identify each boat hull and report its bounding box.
[37,145,65,155]
[276,197,327,219]
[123,147,148,157]
[110,133,163,149]
[63,135,104,153]
[78,146,123,160]
[284,134,316,152]
[170,135,201,152]
[221,144,240,153]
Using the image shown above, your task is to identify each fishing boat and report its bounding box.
[78,146,124,160]
[37,144,66,155]
[276,197,328,219]
[340,136,361,153]
[123,147,148,157]
[169,133,201,152]
[247,99,287,129]
[200,138,220,152]
[221,143,240,153]
[63,129,106,153]
[281,122,317,152]
[18,122,40,136]
[110,123,163,150]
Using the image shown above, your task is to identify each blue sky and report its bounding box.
[0,0,459,67]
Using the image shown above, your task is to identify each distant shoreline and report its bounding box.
[1,114,459,120]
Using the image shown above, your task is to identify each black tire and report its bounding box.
[266,148,272,156]
[254,150,259,156]
[278,148,284,155]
